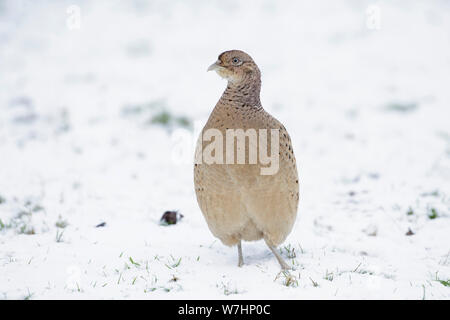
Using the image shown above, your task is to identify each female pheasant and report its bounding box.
[194,50,299,270]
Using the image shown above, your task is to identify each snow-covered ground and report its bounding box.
[0,0,449,299]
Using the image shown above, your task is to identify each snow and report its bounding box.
[0,0,449,299]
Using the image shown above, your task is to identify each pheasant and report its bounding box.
[194,50,299,269]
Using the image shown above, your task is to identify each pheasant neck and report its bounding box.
[221,77,262,108]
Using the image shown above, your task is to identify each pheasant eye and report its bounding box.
[232,58,240,64]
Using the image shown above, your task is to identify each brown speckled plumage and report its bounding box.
[194,50,299,269]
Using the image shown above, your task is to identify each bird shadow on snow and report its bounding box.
[234,242,279,267]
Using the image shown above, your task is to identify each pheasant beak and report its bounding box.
[207,60,223,72]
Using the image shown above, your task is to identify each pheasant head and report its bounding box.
[207,50,261,85]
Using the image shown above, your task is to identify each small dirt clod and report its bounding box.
[160,211,183,225]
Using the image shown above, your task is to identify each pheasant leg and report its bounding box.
[237,241,244,267]
[267,244,291,270]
